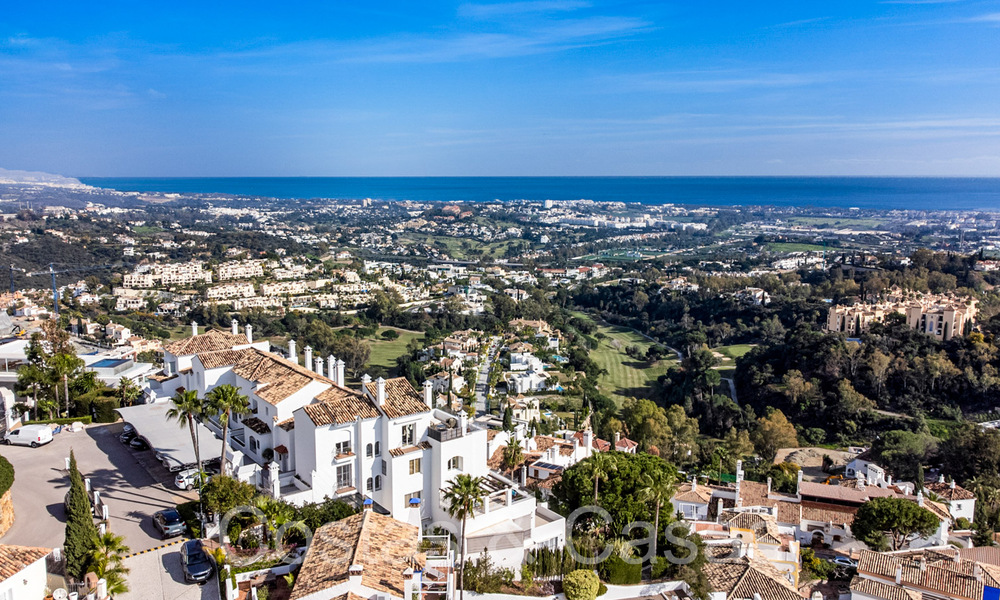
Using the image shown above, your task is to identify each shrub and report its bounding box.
[0,455,13,496]
[564,570,600,600]
[597,555,641,585]
[27,416,92,426]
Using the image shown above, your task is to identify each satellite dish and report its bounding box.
[53,590,68,600]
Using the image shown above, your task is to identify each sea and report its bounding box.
[78,176,1000,212]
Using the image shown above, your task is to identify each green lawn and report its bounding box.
[366,327,424,374]
[765,242,828,253]
[715,344,754,360]
[786,217,883,229]
[571,311,676,404]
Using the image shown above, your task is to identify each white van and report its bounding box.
[3,425,54,447]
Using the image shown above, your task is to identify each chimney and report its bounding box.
[917,490,924,507]
[797,469,804,497]
[304,346,313,370]
[423,379,434,408]
[520,464,528,484]
[767,477,772,495]
[736,460,744,482]
[939,474,946,484]
[691,476,697,491]
[404,567,416,600]
[349,564,363,587]
[951,479,957,490]
[245,323,253,344]
[336,359,346,387]
[919,557,927,572]
[614,431,621,446]
[97,578,108,599]
[376,377,387,406]
[327,354,336,380]
[361,373,372,394]
[895,565,903,585]
[288,340,297,364]
[231,318,239,336]
[191,320,198,337]
[314,356,324,376]
[583,429,594,454]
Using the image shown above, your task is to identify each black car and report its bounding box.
[180,539,213,583]
[129,437,150,451]
[119,430,137,444]
[152,508,186,539]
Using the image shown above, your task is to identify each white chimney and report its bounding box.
[97,578,108,599]
[917,490,924,507]
[939,474,946,484]
[304,346,313,370]
[404,567,416,600]
[951,479,957,490]
[288,340,297,364]
[349,564,363,587]
[231,318,239,336]
[376,377,386,406]
[336,359,346,387]
[191,321,198,337]
[327,354,336,380]
[361,373,372,394]
[244,323,253,344]
[314,356,324,376]
[423,379,434,408]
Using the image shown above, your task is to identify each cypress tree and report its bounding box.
[64,450,98,581]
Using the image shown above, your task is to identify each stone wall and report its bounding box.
[0,489,14,536]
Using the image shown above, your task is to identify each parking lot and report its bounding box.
[0,421,197,553]
[118,543,221,600]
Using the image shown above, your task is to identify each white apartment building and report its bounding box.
[206,282,257,301]
[215,259,264,281]
[157,261,213,286]
[123,273,155,288]
[105,322,132,345]
[145,324,564,569]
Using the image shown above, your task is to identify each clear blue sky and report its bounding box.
[1,1,999,176]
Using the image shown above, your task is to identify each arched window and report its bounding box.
[374,441,381,456]
[366,443,373,458]
[366,477,373,492]
[374,475,382,491]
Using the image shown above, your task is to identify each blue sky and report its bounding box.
[1,1,999,176]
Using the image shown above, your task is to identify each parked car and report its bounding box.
[152,508,186,539]
[833,557,858,568]
[174,468,214,491]
[3,425,53,447]
[180,539,214,583]
[129,437,150,451]
[122,423,135,435]
[119,430,137,444]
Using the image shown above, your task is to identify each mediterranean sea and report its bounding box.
[78,176,1000,212]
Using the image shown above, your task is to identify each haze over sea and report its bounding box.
[79,177,1000,212]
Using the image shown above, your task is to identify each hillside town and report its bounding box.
[3,181,1000,600]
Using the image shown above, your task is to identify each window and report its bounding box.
[249,437,258,453]
[335,440,352,456]
[448,456,462,471]
[375,475,382,491]
[402,424,415,446]
[382,459,387,475]
[374,441,381,455]
[336,464,352,490]
[366,477,373,492]
[366,443,373,458]
[405,491,422,505]
[409,458,422,475]
[956,503,962,511]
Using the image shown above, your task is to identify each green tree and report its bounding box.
[752,409,798,462]
[205,384,250,475]
[201,475,256,519]
[639,470,676,570]
[49,353,84,416]
[851,497,939,551]
[563,569,600,600]
[443,474,485,600]
[584,451,617,505]
[117,377,142,407]
[89,530,131,597]
[64,450,98,581]
[166,390,206,479]
[502,443,523,470]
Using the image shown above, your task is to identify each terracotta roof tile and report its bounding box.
[365,377,429,419]
[242,416,271,435]
[924,482,976,501]
[165,329,249,356]
[289,511,424,600]
[195,348,252,369]
[703,556,801,600]
[231,348,334,405]
[850,576,922,600]
[0,545,49,580]
[389,441,430,457]
[302,386,380,426]
[857,550,984,600]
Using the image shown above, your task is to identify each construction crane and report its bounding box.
[27,263,111,314]
[7,264,25,295]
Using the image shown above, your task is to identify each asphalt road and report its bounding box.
[117,543,221,600]
[475,337,500,415]
[0,422,196,554]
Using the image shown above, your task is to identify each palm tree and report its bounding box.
[586,452,617,506]
[167,390,205,477]
[117,377,142,407]
[89,530,131,597]
[205,384,250,475]
[14,363,47,418]
[443,474,485,600]
[639,471,676,569]
[49,353,84,416]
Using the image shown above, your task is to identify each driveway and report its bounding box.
[0,422,196,553]
[117,543,221,600]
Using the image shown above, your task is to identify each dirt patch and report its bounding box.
[774,447,858,482]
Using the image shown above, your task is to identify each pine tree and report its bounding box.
[64,450,98,581]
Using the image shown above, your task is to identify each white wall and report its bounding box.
[0,556,47,600]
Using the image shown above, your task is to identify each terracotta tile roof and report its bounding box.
[572,431,611,452]
[389,441,430,457]
[274,445,289,454]
[276,417,295,431]
[616,437,639,451]
[799,481,904,504]
[850,576,922,600]
[165,329,249,356]
[722,512,782,545]
[195,348,252,369]
[242,416,271,435]
[231,348,334,405]
[533,435,575,456]
[957,546,1000,567]
[703,556,801,600]
[0,545,49,580]
[924,482,976,501]
[365,377,429,419]
[799,501,856,526]
[922,499,952,523]
[857,550,984,600]
[673,482,714,504]
[302,386,380,426]
[289,511,424,600]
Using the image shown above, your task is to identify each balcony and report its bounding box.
[427,420,483,443]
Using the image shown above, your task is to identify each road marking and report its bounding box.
[124,537,189,558]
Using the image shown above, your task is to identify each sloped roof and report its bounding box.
[365,377,429,419]
[165,329,248,356]
[195,348,252,369]
[231,348,334,405]
[302,386,380,426]
[673,482,714,504]
[857,550,983,600]
[703,556,801,600]
[0,545,49,580]
[850,576,922,600]
[289,511,424,600]
[924,481,976,501]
